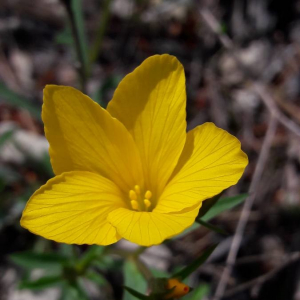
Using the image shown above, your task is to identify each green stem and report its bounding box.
[89,0,112,65]
[105,248,132,257]
[133,246,148,257]
[61,0,87,93]
[133,257,153,282]
[105,246,152,281]
[105,246,148,258]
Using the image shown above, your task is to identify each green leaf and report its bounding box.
[198,193,223,218]
[40,153,54,177]
[86,270,107,286]
[10,252,68,270]
[70,0,89,76]
[123,286,150,300]
[175,194,248,238]
[148,278,169,295]
[19,275,62,290]
[0,83,41,119]
[123,259,147,300]
[185,283,210,300]
[195,219,228,235]
[91,255,119,271]
[171,245,217,280]
[76,245,104,274]
[76,245,105,274]
[202,194,248,222]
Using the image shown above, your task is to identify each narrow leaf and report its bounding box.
[202,194,248,221]
[0,83,41,119]
[70,0,89,76]
[171,245,217,280]
[123,286,150,300]
[76,245,104,274]
[198,192,223,218]
[123,259,147,300]
[175,194,248,239]
[196,219,228,235]
[19,275,62,290]
[10,252,68,270]
[86,271,107,286]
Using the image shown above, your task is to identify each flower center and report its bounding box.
[128,185,153,212]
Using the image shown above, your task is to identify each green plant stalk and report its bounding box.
[133,246,148,257]
[133,257,153,282]
[61,0,88,93]
[89,0,112,66]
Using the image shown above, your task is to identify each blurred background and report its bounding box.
[1,0,300,299]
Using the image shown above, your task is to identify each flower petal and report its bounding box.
[43,85,143,191]
[107,55,186,196]
[107,205,200,246]
[21,171,126,245]
[155,123,248,213]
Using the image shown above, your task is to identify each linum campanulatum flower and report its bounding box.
[21,55,248,246]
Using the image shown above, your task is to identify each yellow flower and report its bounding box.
[21,54,248,246]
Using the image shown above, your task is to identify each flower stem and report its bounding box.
[133,257,153,282]
[89,0,112,65]
[61,0,88,93]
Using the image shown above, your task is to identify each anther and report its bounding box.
[145,190,152,199]
[129,190,137,200]
[131,200,139,210]
[144,199,151,209]
[134,185,140,194]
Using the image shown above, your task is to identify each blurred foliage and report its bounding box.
[0,83,41,119]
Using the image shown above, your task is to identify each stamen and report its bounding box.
[129,186,153,212]
[134,185,140,194]
[145,190,152,199]
[131,200,139,210]
[129,190,137,200]
[144,199,151,209]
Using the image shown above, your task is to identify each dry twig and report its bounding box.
[200,9,300,138]
[224,252,300,298]
[211,115,277,300]
[199,8,300,299]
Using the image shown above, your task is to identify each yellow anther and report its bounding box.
[129,190,137,200]
[134,185,140,194]
[145,190,152,199]
[144,199,151,209]
[131,200,139,210]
